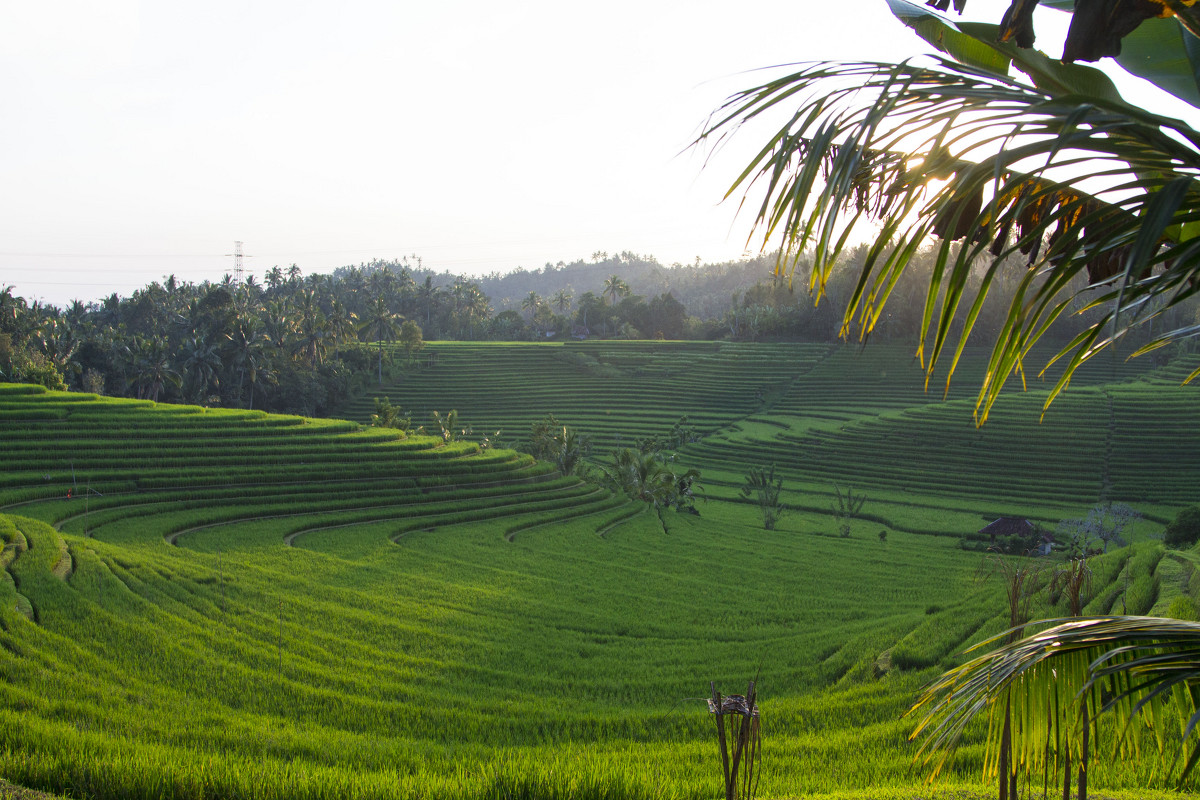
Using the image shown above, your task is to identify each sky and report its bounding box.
[0,0,1184,307]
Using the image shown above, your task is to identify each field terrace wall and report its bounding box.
[339,340,1200,516]
[340,341,832,453]
[672,344,1200,533]
[0,384,614,548]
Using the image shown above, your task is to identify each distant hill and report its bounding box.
[408,250,782,319]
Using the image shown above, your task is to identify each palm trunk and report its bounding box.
[1078,702,1089,800]
[1000,696,1011,800]
[1062,739,1071,800]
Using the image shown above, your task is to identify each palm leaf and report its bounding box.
[695,57,1200,423]
[910,616,1200,785]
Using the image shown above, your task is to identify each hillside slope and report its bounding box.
[2,343,1199,799]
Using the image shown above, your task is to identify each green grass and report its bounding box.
[2,341,1200,798]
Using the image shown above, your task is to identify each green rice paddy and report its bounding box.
[3,342,1200,799]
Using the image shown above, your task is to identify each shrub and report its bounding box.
[740,464,784,530]
[12,350,66,390]
[831,486,866,538]
[1164,506,1200,549]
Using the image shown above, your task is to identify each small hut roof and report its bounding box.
[979,517,1034,538]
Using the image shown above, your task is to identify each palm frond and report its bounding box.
[909,616,1200,784]
[696,58,1200,423]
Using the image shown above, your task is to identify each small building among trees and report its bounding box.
[980,517,1034,545]
[977,517,1052,555]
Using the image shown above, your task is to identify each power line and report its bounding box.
[0,252,222,258]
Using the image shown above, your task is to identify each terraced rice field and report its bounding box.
[347,341,1200,535]
[342,341,831,451]
[3,342,1200,800]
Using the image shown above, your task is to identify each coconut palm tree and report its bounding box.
[602,275,630,307]
[911,617,1200,795]
[360,295,401,387]
[260,300,294,356]
[0,285,25,335]
[125,335,181,403]
[325,299,358,359]
[521,291,543,322]
[697,0,1200,425]
[224,315,269,409]
[293,310,329,368]
[416,276,437,329]
[292,288,329,367]
[179,335,221,403]
[32,318,81,384]
[552,288,573,315]
[240,274,262,304]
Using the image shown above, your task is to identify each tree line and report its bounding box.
[4,245,1196,414]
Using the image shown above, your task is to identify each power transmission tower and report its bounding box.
[224,241,252,285]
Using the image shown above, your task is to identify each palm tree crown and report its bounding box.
[697,0,1200,424]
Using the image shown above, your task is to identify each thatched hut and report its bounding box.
[979,516,1034,545]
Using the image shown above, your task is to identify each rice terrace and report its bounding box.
[10,0,1200,798]
[4,339,1200,800]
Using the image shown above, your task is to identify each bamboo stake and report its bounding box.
[711,682,731,798]
[730,681,756,800]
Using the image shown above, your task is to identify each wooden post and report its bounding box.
[710,682,732,799]
[729,681,755,798]
[739,681,757,800]
[709,682,760,800]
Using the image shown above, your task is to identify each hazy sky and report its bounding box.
[0,1,1178,306]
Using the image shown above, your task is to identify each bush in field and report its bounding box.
[526,414,591,476]
[831,486,866,538]
[431,409,468,444]
[5,348,66,390]
[370,397,411,434]
[1049,558,1092,617]
[1058,503,1142,555]
[601,447,700,518]
[1164,506,1200,549]
[636,416,700,453]
[399,320,425,365]
[740,464,784,530]
[81,368,106,395]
